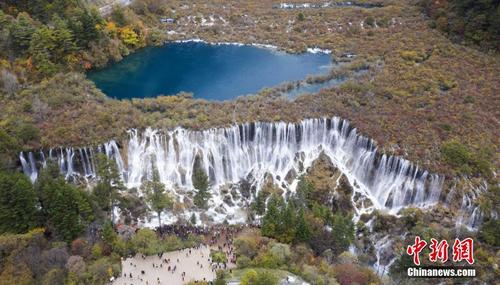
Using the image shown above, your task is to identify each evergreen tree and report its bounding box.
[36,163,94,242]
[8,12,36,54]
[294,208,311,243]
[295,176,314,208]
[102,220,117,245]
[192,167,211,209]
[142,162,174,228]
[51,15,76,61]
[69,8,103,47]
[261,194,284,238]
[0,171,39,233]
[190,213,197,225]
[252,190,267,215]
[330,213,355,255]
[94,153,125,224]
[279,202,296,243]
[28,26,58,76]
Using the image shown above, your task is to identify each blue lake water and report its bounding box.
[87,42,332,101]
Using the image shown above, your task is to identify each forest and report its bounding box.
[418,0,499,51]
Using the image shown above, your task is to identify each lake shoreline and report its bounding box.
[87,41,333,100]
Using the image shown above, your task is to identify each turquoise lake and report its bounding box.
[87,42,332,101]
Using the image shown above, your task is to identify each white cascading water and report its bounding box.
[450,179,491,231]
[20,117,443,220]
[20,151,38,182]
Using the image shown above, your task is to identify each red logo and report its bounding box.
[452,238,474,265]
[429,238,449,263]
[406,237,474,266]
[407,236,427,266]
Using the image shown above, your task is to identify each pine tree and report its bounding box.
[0,171,39,233]
[8,12,36,54]
[261,194,283,238]
[142,162,173,228]
[295,176,315,208]
[294,208,311,243]
[190,213,197,225]
[193,167,211,209]
[279,202,296,243]
[46,181,83,241]
[28,26,58,76]
[252,190,267,215]
[35,162,94,241]
[70,8,102,47]
[94,154,125,224]
[51,15,76,61]
[102,220,117,245]
[331,213,355,255]
[36,164,93,242]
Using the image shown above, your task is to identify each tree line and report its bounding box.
[418,0,499,51]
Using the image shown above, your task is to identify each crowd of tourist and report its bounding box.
[117,224,248,285]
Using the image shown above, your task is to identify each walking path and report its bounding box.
[114,244,223,285]
[113,225,243,284]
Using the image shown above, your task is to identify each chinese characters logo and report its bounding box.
[406,236,474,266]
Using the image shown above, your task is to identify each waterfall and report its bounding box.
[454,179,489,231]
[19,117,443,216]
[20,152,38,183]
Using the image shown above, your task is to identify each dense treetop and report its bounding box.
[418,0,499,51]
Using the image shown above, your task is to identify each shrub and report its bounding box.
[91,244,102,259]
[66,255,86,276]
[240,269,278,285]
[365,16,375,27]
[441,140,471,169]
[162,235,182,252]
[333,263,378,285]
[234,235,261,259]
[236,255,252,268]
[479,219,500,247]
[130,228,162,255]
[254,250,282,269]
[211,250,228,264]
[339,81,370,93]
[41,268,65,285]
[400,50,426,62]
[463,95,475,103]
[84,257,120,285]
[269,243,291,264]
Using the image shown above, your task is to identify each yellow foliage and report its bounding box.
[400,50,426,62]
[105,21,118,36]
[119,26,141,47]
[27,227,45,236]
[0,59,9,68]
